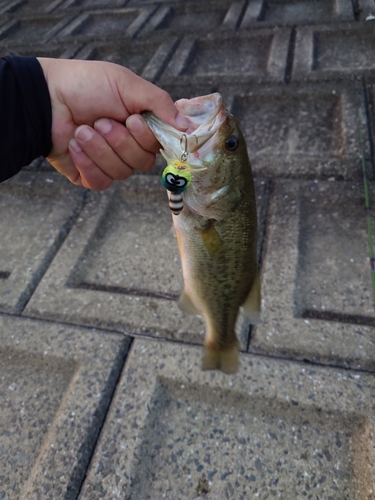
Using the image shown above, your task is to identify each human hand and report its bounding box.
[37,58,188,189]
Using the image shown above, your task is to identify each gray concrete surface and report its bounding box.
[1,0,375,498]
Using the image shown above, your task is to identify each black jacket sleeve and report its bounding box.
[0,55,52,182]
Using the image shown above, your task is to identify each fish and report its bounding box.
[143,93,260,374]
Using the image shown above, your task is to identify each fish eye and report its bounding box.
[225,135,239,152]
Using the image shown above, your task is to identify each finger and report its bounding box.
[118,71,189,130]
[94,118,157,172]
[69,138,114,190]
[125,114,160,154]
[74,124,135,179]
[48,156,82,187]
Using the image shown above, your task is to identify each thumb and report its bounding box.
[121,71,189,131]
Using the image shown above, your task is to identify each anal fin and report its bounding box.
[178,291,201,316]
[241,273,261,324]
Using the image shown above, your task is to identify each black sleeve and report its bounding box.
[0,55,52,182]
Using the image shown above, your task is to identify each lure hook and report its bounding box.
[180,133,188,162]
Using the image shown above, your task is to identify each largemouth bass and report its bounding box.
[143,93,260,374]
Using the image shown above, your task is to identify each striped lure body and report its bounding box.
[168,191,184,215]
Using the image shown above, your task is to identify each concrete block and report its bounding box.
[57,6,156,40]
[293,23,375,82]
[73,36,180,83]
[25,175,268,350]
[22,157,55,173]
[0,41,83,58]
[59,0,127,10]
[251,180,375,371]
[79,338,375,499]
[241,0,354,27]
[355,0,375,20]
[141,1,241,35]
[222,0,247,30]
[0,314,129,499]
[0,0,65,16]
[160,29,290,86]
[0,12,76,45]
[367,84,375,169]
[230,83,368,180]
[0,0,26,16]
[0,172,85,314]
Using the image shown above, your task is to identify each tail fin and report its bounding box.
[201,345,239,374]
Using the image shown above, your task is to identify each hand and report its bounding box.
[37,58,188,189]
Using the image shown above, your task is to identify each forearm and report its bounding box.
[0,55,52,182]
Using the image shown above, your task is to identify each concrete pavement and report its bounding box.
[1,0,375,498]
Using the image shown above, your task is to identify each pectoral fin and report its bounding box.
[178,291,201,316]
[197,221,223,258]
[241,273,261,324]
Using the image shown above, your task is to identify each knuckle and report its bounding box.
[141,154,156,172]
[158,89,170,103]
[116,167,133,181]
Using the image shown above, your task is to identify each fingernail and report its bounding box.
[126,115,144,134]
[175,113,189,130]
[69,138,82,153]
[95,118,112,135]
[76,125,93,143]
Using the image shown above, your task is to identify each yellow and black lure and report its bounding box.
[160,149,207,215]
[160,151,191,215]
[160,133,208,215]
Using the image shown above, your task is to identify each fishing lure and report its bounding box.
[161,153,191,215]
[160,134,206,215]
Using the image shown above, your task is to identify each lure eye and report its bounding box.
[175,178,188,188]
[165,173,178,186]
[165,173,188,189]
[225,135,239,152]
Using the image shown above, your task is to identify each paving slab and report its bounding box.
[0,313,129,500]
[251,179,375,371]
[366,83,375,175]
[58,0,128,11]
[240,0,354,27]
[56,6,157,40]
[74,36,180,83]
[79,338,375,499]
[0,0,62,15]
[229,82,369,180]
[293,22,375,82]
[355,0,375,20]
[139,0,243,36]
[0,12,77,45]
[0,171,85,314]
[22,157,56,173]
[0,41,83,58]
[159,29,290,87]
[25,175,268,350]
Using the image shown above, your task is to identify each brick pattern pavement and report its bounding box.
[0,0,375,498]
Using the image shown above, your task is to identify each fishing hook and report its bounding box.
[180,134,199,163]
[180,133,188,162]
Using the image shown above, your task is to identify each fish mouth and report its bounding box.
[143,93,226,169]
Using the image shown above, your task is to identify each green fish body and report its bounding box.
[144,93,260,373]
